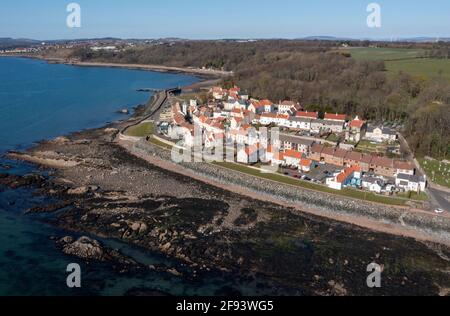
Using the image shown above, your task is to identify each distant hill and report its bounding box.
[0,38,41,49]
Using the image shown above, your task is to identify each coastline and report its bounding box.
[119,138,450,246]
[6,84,450,246]
[3,76,450,294]
[1,54,233,78]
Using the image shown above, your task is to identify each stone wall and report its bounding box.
[134,140,450,242]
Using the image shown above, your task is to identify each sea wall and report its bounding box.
[133,140,450,242]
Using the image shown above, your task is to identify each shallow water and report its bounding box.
[0,58,290,296]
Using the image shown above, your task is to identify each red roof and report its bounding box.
[300,159,312,167]
[261,113,289,119]
[284,149,302,159]
[336,165,361,183]
[394,161,415,170]
[325,113,347,121]
[259,99,273,106]
[349,116,366,129]
[296,111,319,119]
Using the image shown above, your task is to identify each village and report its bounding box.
[156,85,427,199]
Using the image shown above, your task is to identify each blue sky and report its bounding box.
[1,0,449,40]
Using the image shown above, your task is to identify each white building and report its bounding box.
[361,176,385,194]
[365,126,397,143]
[237,145,265,164]
[395,173,427,193]
[289,117,312,130]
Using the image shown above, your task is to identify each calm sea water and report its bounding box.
[0,57,197,152]
[0,58,275,296]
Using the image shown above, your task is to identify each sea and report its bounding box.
[0,57,274,296]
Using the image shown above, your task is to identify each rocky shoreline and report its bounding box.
[2,121,450,295]
[130,139,450,244]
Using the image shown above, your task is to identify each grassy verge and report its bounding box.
[125,122,154,137]
[418,158,450,188]
[148,136,174,149]
[396,191,429,202]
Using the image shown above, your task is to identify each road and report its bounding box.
[428,187,450,212]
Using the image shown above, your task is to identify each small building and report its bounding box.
[289,117,312,130]
[326,165,361,190]
[248,101,266,114]
[277,134,315,154]
[278,101,301,114]
[237,145,265,164]
[299,158,314,172]
[310,144,325,162]
[311,119,345,134]
[370,156,396,177]
[395,173,427,193]
[362,176,385,194]
[394,161,415,176]
[259,99,274,113]
[365,126,397,143]
[296,111,319,120]
[346,116,367,143]
[324,113,347,122]
[284,150,303,168]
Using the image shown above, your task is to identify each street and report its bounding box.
[428,187,450,212]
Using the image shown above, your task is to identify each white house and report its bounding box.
[284,150,303,168]
[211,87,226,100]
[259,100,274,113]
[260,113,290,127]
[278,101,300,114]
[326,166,361,191]
[394,161,415,176]
[365,126,397,143]
[289,117,312,130]
[248,101,266,114]
[362,176,385,194]
[224,99,245,111]
[395,173,427,193]
[237,145,265,164]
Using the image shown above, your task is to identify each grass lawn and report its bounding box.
[125,122,155,137]
[345,47,425,61]
[356,140,387,154]
[418,158,450,188]
[213,162,408,206]
[396,191,429,202]
[342,47,450,82]
[385,58,450,81]
[148,136,174,149]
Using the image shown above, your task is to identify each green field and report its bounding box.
[345,47,424,61]
[418,158,450,188]
[124,122,154,137]
[343,47,450,81]
[385,58,450,81]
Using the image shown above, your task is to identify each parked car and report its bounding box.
[434,208,445,214]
